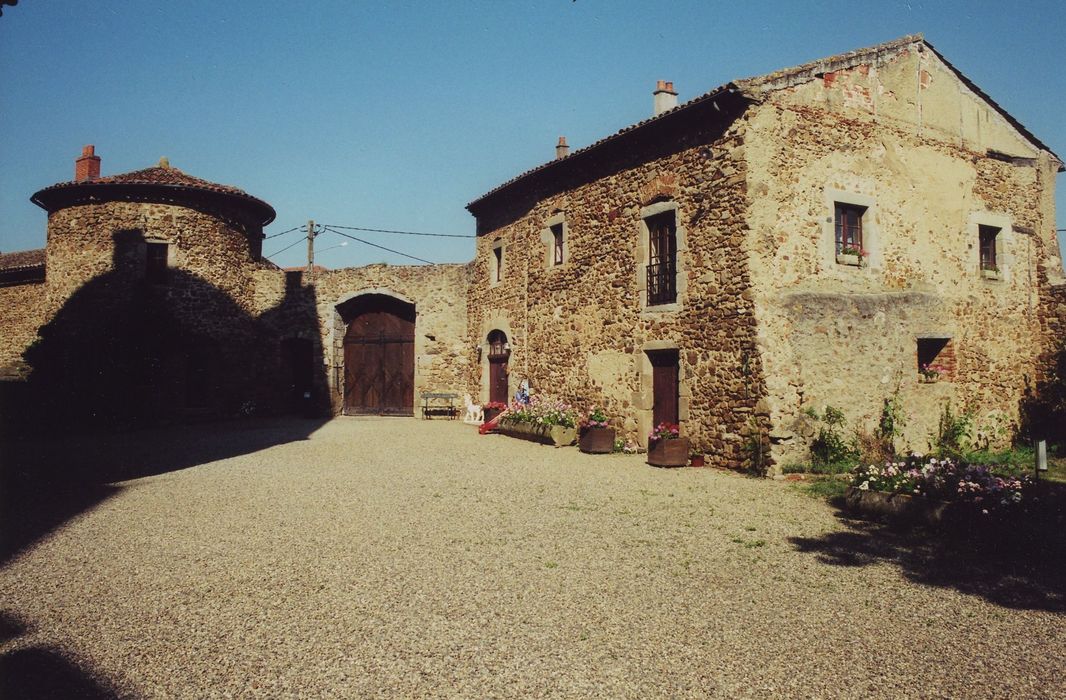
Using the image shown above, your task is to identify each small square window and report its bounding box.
[146,242,169,284]
[551,224,564,266]
[916,337,953,382]
[979,225,999,272]
[835,203,866,256]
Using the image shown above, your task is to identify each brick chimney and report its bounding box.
[556,136,570,160]
[75,145,101,181]
[653,80,678,117]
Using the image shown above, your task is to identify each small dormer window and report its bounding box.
[145,242,169,284]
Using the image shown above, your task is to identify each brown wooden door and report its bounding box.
[489,358,508,404]
[343,303,415,415]
[487,329,509,405]
[649,349,679,426]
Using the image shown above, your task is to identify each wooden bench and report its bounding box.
[420,392,460,420]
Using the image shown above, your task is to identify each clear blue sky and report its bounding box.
[2,1,1064,269]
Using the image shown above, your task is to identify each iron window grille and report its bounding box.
[646,213,677,306]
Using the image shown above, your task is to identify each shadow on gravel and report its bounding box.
[0,417,327,567]
[0,610,125,699]
[0,647,125,699]
[790,491,1066,612]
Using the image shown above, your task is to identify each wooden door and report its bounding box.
[489,358,508,404]
[487,329,509,405]
[343,302,415,415]
[649,350,679,427]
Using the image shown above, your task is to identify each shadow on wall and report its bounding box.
[789,497,1066,613]
[1020,338,1066,446]
[0,229,330,565]
[0,610,124,698]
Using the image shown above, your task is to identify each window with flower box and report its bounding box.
[835,202,866,264]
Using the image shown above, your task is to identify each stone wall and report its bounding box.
[468,110,769,469]
[0,281,47,375]
[253,262,472,415]
[742,45,1060,465]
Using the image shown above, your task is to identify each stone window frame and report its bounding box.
[968,211,1012,283]
[916,335,955,383]
[138,232,178,283]
[636,201,688,315]
[540,211,568,270]
[823,189,879,270]
[489,239,506,286]
[635,340,691,447]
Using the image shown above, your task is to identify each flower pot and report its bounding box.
[689,454,706,467]
[836,253,860,266]
[647,437,691,467]
[483,407,503,423]
[579,426,615,454]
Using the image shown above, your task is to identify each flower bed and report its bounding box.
[847,456,1030,523]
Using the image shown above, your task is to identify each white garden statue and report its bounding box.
[463,394,484,424]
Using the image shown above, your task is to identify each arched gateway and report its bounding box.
[338,294,415,415]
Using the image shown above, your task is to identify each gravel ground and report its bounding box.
[1,417,1063,699]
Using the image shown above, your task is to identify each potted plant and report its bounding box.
[689,450,706,467]
[919,363,947,383]
[483,401,507,423]
[646,422,690,467]
[981,265,1000,280]
[578,407,615,454]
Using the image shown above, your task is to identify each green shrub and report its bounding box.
[809,405,858,467]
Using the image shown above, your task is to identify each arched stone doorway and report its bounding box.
[487,329,510,405]
[337,294,416,415]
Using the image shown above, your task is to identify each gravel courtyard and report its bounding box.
[1,417,1063,698]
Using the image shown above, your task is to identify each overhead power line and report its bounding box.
[265,236,307,259]
[263,225,303,240]
[322,224,474,239]
[321,226,435,265]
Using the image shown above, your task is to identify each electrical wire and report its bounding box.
[263,225,303,240]
[264,236,307,259]
[322,224,474,239]
[321,226,435,264]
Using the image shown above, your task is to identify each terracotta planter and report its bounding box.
[498,421,576,447]
[689,454,706,467]
[647,437,691,467]
[579,426,615,454]
[483,407,503,423]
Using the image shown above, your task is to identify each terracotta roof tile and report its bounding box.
[0,248,45,271]
[38,165,255,199]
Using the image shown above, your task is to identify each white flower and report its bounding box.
[859,481,870,491]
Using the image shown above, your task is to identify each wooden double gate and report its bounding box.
[342,297,415,415]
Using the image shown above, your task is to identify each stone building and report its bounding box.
[1,35,1063,468]
[465,34,1064,468]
